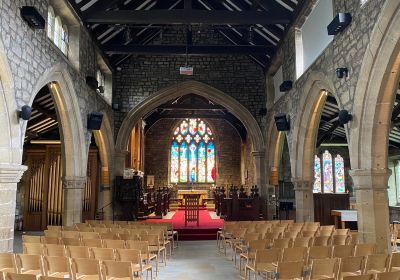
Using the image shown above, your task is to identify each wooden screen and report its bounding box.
[23,146,99,230]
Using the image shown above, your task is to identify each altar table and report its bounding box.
[177,190,208,205]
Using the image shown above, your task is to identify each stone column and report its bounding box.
[99,167,113,220]
[293,179,313,222]
[349,168,391,253]
[0,164,27,252]
[114,150,127,176]
[63,176,86,226]
[252,151,267,216]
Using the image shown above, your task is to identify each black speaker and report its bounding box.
[87,113,103,130]
[327,13,352,35]
[338,110,352,125]
[19,105,32,120]
[274,113,290,131]
[86,76,98,91]
[20,6,45,29]
[279,80,293,92]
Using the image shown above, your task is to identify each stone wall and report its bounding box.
[113,29,266,136]
[144,118,242,187]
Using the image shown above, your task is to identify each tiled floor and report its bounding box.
[13,232,240,280]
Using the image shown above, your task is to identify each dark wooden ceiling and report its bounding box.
[68,0,304,70]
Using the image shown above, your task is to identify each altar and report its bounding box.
[177,190,208,205]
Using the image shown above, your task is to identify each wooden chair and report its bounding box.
[100,260,136,280]
[342,275,374,280]
[334,229,350,236]
[61,238,81,246]
[93,228,109,234]
[284,230,300,239]
[141,234,166,267]
[309,258,340,280]
[43,244,66,257]
[47,226,62,231]
[79,232,99,240]
[272,238,293,249]
[70,258,101,280]
[348,233,359,245]
[0,253,17,273]
[363,254,389,274]
[15,254,43,275]
[103,240,126,249]
[65,246,90,259]
[115,249,152,280]
[339,256,365,278]
[22,235,41,244]
[62,231,80,239]
[41,236,60,245]
[125,240,157,272]
[332,235,349,246]
[23,243,43,255]
[39,276,72,280]
[89,248,115,261]
[302,230,318,238]
[100,233,118,240]
[275,261,304,280]
[44,230,61,238]
[239,239,270,277]
[308,246,333,265]
[375,271,400,280]
[390,252,400,271]
[42,256,71,278]
[82,239,103,248]
[281,247,308,262]
[245,248,282,279]
[332,245,354,258]
[354,244,376,257]
[314,236,332,247]
[4,273,37,280]
[293,237,313,248]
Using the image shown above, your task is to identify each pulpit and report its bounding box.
[184,194,200,226]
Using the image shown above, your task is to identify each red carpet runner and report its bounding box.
[145,210,224,241]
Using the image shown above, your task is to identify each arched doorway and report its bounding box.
[349,0,400,253]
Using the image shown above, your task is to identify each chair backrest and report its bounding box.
[0,253,17,272]
[41,236,60,245]
[272,238,292,249]
[254,248,282,268]
[103,239,126,249]
[22,235,41,244]
[310,258,339,280]
[282,247,308,262]
[332,245,354,258]
[248,239,270,252]
[264,232,282,240]
[90,247,115,261]
[44,230,60,238]
[100,260,133,280]
[42,256,70,276]
[5,273,37,280]
[39,276,72,280]
[391,252,400,271]
[100,233,118,240]
[43,244,66,257]
[342,275,374,280]
[340,256,365,274]
[364,254,389,274]
[70,257,100,276]
[308,246,333,262]
[348,233,359,245]
[331,235,349,246]
[114,249,142,264]
[65,246,90,259]
[375,271,400,280]
[23,243,43,255]
[82,239,103,248]
[79,232,99,239]
[61,231,80,239]
[319,225,335,232]
[47,226,62,231]
[15,254,42,274]
[93,228,109,234]
[293,237,313,248]
[314,236,332,246]
[354,244,376,257]
[334,229,350,236]
[141,234,160,247]
[302,230,318,238]
[60,238,81,246]
[284,230,300,239]
[276,261,304,279]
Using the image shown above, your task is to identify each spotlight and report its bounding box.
[279,80,293,92]
[87,113,103,130]
[338,110,352,125]
[274,113,290,131]
[18,105,32,121]
[336,68,348,79]
[327,13,352,35]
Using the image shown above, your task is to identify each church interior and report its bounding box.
[1,0,400,279]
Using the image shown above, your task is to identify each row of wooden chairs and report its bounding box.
[2,274,73,280]
[0,253,151,280]
[245,254,400,280]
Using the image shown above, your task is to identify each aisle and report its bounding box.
[159,241,239,280]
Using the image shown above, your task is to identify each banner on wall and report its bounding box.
[270,167,279,186]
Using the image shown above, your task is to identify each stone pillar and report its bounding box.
[293,179,313,222]
[0,164,27,252]
[114,150,127,176]
[62,176,86,226]
[252,151,267,216]
[349,168,391,253]
[99,167,113,220]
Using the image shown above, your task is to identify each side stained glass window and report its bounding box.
[313,155,322,193]
[314,150,346,193]
[335,155,346,193]
[170,119,216,183]
[322,150,334,193]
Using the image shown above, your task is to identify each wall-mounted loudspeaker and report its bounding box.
[279,80,293,92]
[338,110,352,125]
[19,105,32,120]
[274,113,290,131]
[86,76,99,91]
[87,113,103,130]
[327,13,352,35]
[336,68,348,79]
[20,6,45,29]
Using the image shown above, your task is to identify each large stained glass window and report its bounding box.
[170,119,215,183]
[313,155,322,193]
[313,150,346,193]
[334,155,345,193]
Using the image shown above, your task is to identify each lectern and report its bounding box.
[184,194,200,226]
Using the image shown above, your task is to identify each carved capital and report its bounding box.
[292,178,312,192]
[63,176,86,189]
[349,168,391,190]
[0,164,27,184]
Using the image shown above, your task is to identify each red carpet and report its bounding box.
[144,210,224,240]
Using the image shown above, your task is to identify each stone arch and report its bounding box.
[115,80,265,188]
[348,0,400,251]
[27,64,87,225]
